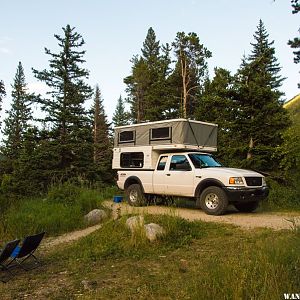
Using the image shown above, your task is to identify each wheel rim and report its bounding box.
[204,193,219,210]
[129,190,138,203]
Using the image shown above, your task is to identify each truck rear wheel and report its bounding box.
[125,184,146,207]
[234,201,259,213]
[198,186,228,216]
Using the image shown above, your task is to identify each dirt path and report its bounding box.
[103,200,300,231]
[41,201,299,249]
[42,224,102,250]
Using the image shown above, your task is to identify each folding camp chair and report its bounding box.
[8,232,45,271]
[0,239,20,283]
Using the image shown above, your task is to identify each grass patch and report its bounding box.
[0,184,118,241]
[263,179,300,211]
[0,214,299,299]
[52,214,222,263]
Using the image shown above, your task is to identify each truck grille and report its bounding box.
[245,177,262,186]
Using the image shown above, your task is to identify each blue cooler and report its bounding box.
[113,195,123,203]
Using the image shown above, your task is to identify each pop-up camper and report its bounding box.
[112,119,218,169]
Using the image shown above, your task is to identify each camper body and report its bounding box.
[112,119,269,215]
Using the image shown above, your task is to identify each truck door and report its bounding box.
[165,154,194,196]
[153,155,169,195]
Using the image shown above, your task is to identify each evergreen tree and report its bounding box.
[112,95,129,127]
[195,68,236,164]
[32,25,93,180]
[2,62,33,163]
[172,32,212,118]
[0,80,5,127]
[124,56,150,123]
[288,0,300,87]
[92,85,113,183]
[124,27,172,122]
[233,20,289,170]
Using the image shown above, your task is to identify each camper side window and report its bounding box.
[119,130,135,144]
[150,127,171,141]
[120,152,144,168]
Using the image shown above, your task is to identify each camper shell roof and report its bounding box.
[114,119,218,152]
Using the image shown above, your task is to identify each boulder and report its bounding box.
[126,216,144,233]
[144,223,165,242]
[84,209,107,225]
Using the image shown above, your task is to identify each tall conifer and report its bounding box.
[172,32,211,118]
[112,95,129,127]
[32,25,93,178]
[2,62,32,162]
[234,20,289,170]
[124,27,172,122]
[92,85,112,183]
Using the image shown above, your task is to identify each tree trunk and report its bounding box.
[180,49,188,119]
[247,137,254,160]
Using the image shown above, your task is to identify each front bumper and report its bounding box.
[223,186,269,202]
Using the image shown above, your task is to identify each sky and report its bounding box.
[0,0,299,130]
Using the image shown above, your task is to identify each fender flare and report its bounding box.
[124,176,145,193]
[194,178,225,198]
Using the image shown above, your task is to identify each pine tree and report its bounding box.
[92,85,113,183]
[195,68,236,164]
[233,20,289,170]
[172,32,212,118]
[0,80,5,127]
[2,62,33,163]
[112,95,129,127]
[124,27,172,122]
[288,0,300,87]
[32,25,93,179]
[124,56,150,123]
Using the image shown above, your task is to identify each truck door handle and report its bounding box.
[166,174,171,176]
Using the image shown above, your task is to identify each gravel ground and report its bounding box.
[103,200,300,231]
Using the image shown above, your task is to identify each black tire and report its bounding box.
[198,186,228,216]
[125,184,146,207]
[234,201,259,213]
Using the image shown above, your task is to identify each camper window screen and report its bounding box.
[120,152,144,168]
[150,127,171,140]
[119,130,135,143]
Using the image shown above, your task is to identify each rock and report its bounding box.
[179,259,188,273]
[81,280,97,291]
[84,209,107,225]
[126,216,144,233]
[144,223,165,242]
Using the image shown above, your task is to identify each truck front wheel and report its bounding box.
[198,186,228,216]
[126,184,146,207]
[234,201,259,213]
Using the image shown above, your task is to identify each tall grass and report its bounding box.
[263,179,300,211]
[0,183,118,242]
[48,214,299,299]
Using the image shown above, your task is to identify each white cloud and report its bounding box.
[0,47,11,54]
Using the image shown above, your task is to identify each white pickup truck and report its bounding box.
[117,151,269,215]
[113,119,269,215]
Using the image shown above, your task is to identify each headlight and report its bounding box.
[229,177,244,185]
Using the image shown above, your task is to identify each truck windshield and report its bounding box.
[188,153,222,168]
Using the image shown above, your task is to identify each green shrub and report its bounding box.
[47,181,81,206]
[264,179,300,210]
